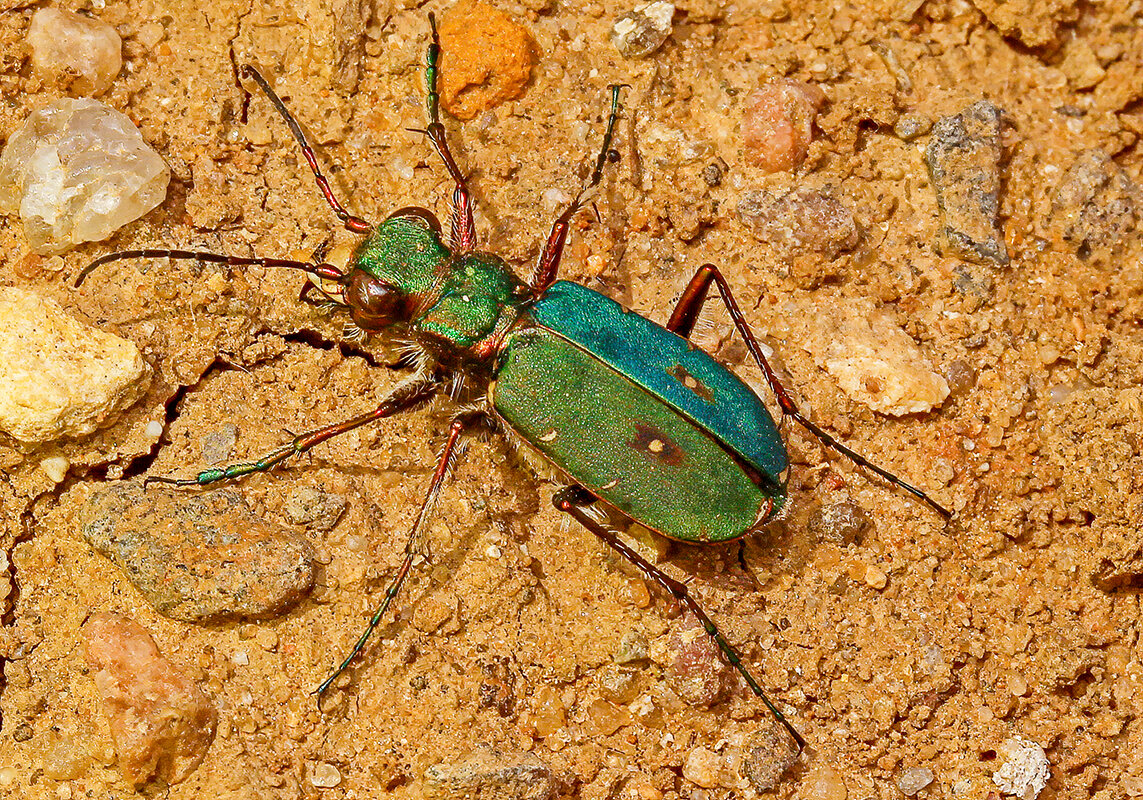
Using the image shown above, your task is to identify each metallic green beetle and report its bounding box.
[79,15,949,751]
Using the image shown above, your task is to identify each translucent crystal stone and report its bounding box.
[28,8,123,97]
[0,98,169,254]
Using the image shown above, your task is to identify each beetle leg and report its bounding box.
[239,65,371,234]
[532,85,625,292]
[418,14,477,253]
[667,264,951,518]
[316,409,482,695]
[145,374,441,488]
[552,485,808,752]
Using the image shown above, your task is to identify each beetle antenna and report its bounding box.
[75,249,346,288]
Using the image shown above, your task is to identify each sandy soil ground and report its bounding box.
[2,0,1141,798]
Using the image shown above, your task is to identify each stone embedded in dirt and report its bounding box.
[662,617,733,708]
[423,744,556,800]
[79,482,316,622]
[1051,149,1140,260]
[894,112,932,141]
[0,98,169,254]
[808,501,872,546]
[924,100,1008,267]
[613,629,650,665]
[682,746,728,789]
[993,736,1050,800]
[83,613,216,787]
[742,725,799,791]
[27,8,122,97]
[786,297,949,416]
[610,2,675,59]
[437,1,538,121]
[896,766,935,796]
[737,188,858,257]
[283,485,348,532]
[0,287,150,443]
[743,79,826,174]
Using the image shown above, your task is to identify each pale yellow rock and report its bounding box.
[27,8,123,97]
[0,288,149,443]
[783,298,949,416]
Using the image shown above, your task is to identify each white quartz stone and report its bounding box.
[28,8,123,97]
[0,98,169,254]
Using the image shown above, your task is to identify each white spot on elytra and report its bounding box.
[648,439,664,453]
[683,375,698,389]
[601,478,620,490]
[539,429,557,442]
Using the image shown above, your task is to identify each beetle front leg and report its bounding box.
[667,264,951,518]
[316,409,482,695]
[552,485,807,751]
[146,374,441,488]
[419,14,477,253]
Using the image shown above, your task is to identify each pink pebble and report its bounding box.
[743,79,827,173]
[84,613,217,786]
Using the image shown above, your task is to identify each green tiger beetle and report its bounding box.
[77,15,950,751]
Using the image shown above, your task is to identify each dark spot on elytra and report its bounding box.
[627,423,684,466]
[668,363,715,403]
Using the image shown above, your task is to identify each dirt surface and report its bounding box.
[2,1,1142,798]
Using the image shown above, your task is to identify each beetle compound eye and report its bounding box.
[346,273,405,330]
[386,206,442,234]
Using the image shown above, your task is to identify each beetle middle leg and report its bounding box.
[146,373,441,487]
[552,485,807,751]
[316,409,483,694]
[667,264,951,518]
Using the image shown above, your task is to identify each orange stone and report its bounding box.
[438,0,538,121]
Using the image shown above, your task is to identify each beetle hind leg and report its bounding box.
[667,264,952,519]
[552,485,807,751]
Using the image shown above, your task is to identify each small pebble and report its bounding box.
[993,736,1050,800]
[737,188,858,258]
[199,423,238,465]
[743,79,826,174]
[808,502,872,546]
[682,746,723,789]
[894,112,932,140]
[801,764,848,800]
[614,630,650,665]
[742,726,799,791]
[310,763,342,788]
[0,98,169,254]
[27,8,122,96]
[423,744,556,800]
[38,456,70,484]
[896,766,934,796]
[144,420,165,438]
[79,482,316,622]
[598,663,641,704]
[437,1,538,121]
[924,100,1008,266]
[665,618,733,708]
[1051,149,1140,260]
[0,766,16,786]
[84,613,216,786]
[611,1,675,59]
[785,297,949,415]
[863,564,888,590]
[282,485,347,532]
[701,162,722,187]
[0,288,150,443]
